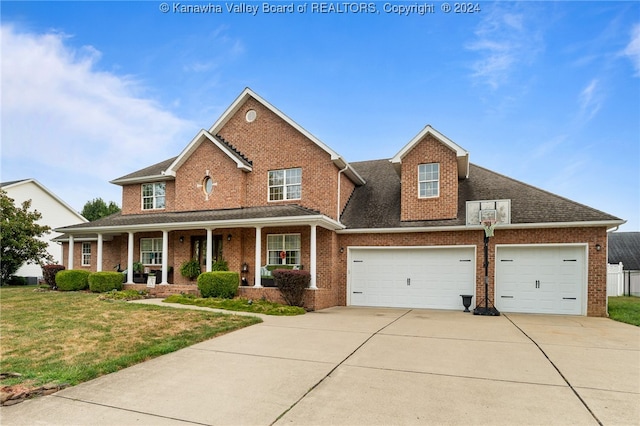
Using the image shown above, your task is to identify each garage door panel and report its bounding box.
[349,247,475,310]
[496,246,585,315]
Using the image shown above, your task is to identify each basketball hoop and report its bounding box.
[482,219,497,238]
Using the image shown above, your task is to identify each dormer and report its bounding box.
[390,125,469,221]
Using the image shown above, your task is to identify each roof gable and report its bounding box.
[209,88,365,186]
[390,125,469,179]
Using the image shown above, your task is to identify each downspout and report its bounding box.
[337,165,349,222]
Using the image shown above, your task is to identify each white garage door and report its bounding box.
[496,245,586,315]
[349,247,475,310]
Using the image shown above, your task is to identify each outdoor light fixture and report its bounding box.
[596,244,602,251]
[227,234,232,241]
[241,262,249,273]
[339,247,344,253]
[179,236,184,243]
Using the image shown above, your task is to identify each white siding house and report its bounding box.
[1,179,88,280]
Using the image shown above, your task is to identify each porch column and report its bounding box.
[68,235,74,269]
[96,233,103,272]
[161,230,169,284]
[254,226,262,287]
[310,225,317,289]
[206,228,213,272]
[126,232,134,284]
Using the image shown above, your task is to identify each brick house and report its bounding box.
[56,88,624,316]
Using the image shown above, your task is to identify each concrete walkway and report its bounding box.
[1,302,638,425]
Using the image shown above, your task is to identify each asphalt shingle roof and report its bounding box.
[608,232,640,270]
[340,160,621,229]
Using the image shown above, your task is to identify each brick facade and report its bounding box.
[400,134,459,221]
[59,90,616,317]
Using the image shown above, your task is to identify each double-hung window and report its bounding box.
[142,182,166,210]
[140,238,163,265]
[267,234,301,265]
[418,163,439,198]
[268,168,301,201]
[82,242,91,266]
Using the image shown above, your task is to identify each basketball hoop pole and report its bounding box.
[474,222,500,316]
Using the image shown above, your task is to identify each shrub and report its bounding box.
[55,269,90,291]
[4,275,27,286]
[198,272,239,299]
[272,269,310,307]
[42,264,65,288]
[89,271,124,293]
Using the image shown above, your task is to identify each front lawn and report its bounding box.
[0,287,261,393]
[608,296,640,326]
[163,294,306,315]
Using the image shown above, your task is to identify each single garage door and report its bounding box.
[349,247,475,310]
[495,245,586,315]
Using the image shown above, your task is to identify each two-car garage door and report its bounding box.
[349,247,475,310]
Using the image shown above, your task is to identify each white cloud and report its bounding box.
[1,24,195,184]
[622,23,640,76]
[466,5,543,90]
[578,79,603,122]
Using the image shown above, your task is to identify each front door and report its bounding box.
[191,235,223,270]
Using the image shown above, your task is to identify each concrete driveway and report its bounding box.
[1,304,638,425]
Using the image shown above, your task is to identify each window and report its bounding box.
[267,234,301,265]
[142,182,166,210]
[82,242,91,266]
[268,168,301,201]
[140,238,163,265]
[418,163,439,198]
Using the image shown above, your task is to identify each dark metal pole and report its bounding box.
[484,235,489,311]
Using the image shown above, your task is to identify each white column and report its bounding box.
[68,235,74,269]
[254,226,262,287]
[310,225,317,289]
[127,232,134,284]
[161,230,169,284]
[206,228,213,272]
[96,234,103,272]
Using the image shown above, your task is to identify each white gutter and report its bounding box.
[337,220,626,234]
[56,214,346,235]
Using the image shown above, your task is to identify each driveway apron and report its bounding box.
[1,304,638,426]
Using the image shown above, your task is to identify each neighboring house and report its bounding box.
[1,179,88,280]
[55,88,624,316]
[608,232,640,297]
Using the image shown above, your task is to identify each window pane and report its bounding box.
[156,196,166,209]
[142,184,153,196]
[286,185,301,200]
[269,186,283,201]
[285,234,300,250]
[155,183,165,196]
[286,168,301,185]
[269,170,284,186]
[267,235,282,251]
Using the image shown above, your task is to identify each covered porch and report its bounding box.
[56,205,344,308]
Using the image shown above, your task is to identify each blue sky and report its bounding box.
[2,1,639,231]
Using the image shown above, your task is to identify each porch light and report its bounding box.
[227,234,232,241]
[241,262,249,273]
[179,236,184,243]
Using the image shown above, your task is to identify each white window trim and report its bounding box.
[266,233,301,265]
[141,182,166,210]
[418,163,440,198]
[81,242,91,266]
[268,168,302,202]
[140,237,163,266]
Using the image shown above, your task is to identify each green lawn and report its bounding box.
[163,294,306,315]
[608,296,640,326]
[0,287,261,391]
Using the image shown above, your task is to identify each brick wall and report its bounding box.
[400,134,458,221]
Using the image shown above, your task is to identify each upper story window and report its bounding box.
[418,163,439,198]
[268,168,301,201]
[142,182,166,210]
[82,242,91,266]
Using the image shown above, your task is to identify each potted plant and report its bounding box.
[180,259,201,281]
[133,262,148,283]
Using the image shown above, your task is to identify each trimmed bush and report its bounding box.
[272,269,310,307]
[198,272,239,299]
[89,271,124,293]
[43,264,65,288]
[55,269,90,291]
